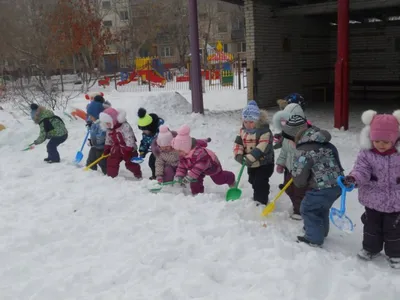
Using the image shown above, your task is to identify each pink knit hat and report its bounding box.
[360,110,400,148]
[171,124,192,153]
[99,107,126,128]
[157,125,174,147]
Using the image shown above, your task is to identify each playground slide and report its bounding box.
[70,108,87,121]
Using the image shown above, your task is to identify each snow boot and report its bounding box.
[290,213,303,221]
[357,249,380,261]
[388,257,400,269]
[297,236,322,248]
[44,158,50,162]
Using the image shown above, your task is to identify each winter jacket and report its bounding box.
[104,122,138,156]
[175,143,221,180]
[139,118,165,156]
[274,103,307,171]
[233,110,274,168]
[33,106,68,145]
[350,147,400,213]
[89,120,106,150]
[291,127,344,190]
[155,150,180,178]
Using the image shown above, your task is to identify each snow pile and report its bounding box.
[0,90,399,300]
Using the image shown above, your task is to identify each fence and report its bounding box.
[96,54,247,93]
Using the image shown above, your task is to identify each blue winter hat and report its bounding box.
[242,100,260,122]
[87,100,104,119]
[284,93,306,109]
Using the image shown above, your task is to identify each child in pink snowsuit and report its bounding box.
[171,124,235,195]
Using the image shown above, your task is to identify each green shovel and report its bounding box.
[226,161,246,201]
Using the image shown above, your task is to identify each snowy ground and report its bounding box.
[0,89,400,300]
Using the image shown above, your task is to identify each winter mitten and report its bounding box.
[157,177,163,183]
[343,175,356,186]
[244,154,255,167]
[139,151,146,158]
[182,175,196,185]
[87,139,93,147]
[234,154,244,165]
[86,120,92,128]
[276,165,284,174]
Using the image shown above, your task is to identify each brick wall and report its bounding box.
[244,0,330,107]
[245,0,400,106]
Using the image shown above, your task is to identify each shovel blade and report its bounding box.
[131,157,144,164]
[330,208,354,233]
[74,151,84,163]
[261,202,275,217]
[225,187,242,201]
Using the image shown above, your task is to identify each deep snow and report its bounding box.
[0,89,399,300]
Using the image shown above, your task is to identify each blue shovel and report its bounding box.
[74,130,90,164]
[330,176,355,233]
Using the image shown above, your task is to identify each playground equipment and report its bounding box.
[116,57,167,87]
[98,77,111,88]
[70,108,87,121]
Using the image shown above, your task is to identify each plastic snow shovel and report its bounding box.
[74,130,90,164]
[226,162,246,201]
[330,176,355,233]
[261,178,293,217]
[131,156,144,164]
[83,154,110,171]
[22,143,35,151]
[148,180,180,193]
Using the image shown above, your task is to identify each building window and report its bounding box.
[239,42,246,52]
[103,20,113,27]
[102,1,111,10]
[119,11,129,21]
[218,23,228,33]
[223,43,228,53]
[162,47,172,57]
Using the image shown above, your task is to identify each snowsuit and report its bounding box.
[102,111,141,179]
[273,103,310,214]
[233,110,275,205]
[139,118,165,178]
[86,120,107,174]
[350,147,400,258]
[292,127,344,245]
[176,140,235,195]
[32,106,68,162]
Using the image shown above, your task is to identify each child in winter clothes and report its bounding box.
[274,93,308,150]
[273,112,310,220]
[291,126,343,246]
[99,107,142,179]
[30,103,68,163]
[233,100,274,205]
[172,124,235,195]
[86,100,107,174]
[86,94,111,128]
[154,125,180,183]
[344,110,400,268]
[137,108,164,180]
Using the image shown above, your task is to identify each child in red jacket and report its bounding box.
[99,107,142,179]
[171,124,235,195]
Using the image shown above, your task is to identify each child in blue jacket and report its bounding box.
[86,100,107,174]
[137,108,164,179]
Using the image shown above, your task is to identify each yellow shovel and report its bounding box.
[261,178,293,217]
[83,154,110,171]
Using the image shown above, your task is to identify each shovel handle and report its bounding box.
[84,154,110,171]
[235,162,246,188]
[261,178,293,217]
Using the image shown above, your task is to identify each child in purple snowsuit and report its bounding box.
[171,124,235,195]
[345,110,400,269]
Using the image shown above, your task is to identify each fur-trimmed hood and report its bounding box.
[272,103,305,131]
[359,109,400,151]
[32,106,54,124]
[99,108,127,130]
